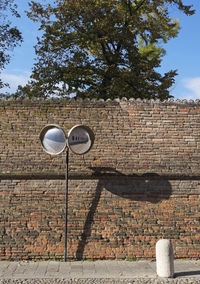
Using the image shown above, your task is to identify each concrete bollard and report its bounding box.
[156,239,174,278]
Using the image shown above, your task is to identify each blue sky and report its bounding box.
[1,0,200,100]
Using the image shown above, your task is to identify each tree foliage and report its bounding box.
[23,0,194,99]
[0,0,23,89]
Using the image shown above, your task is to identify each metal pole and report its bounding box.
[64,148,69,261]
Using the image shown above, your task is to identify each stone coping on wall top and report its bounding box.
[0,96,200,106]
[1,172,200,180]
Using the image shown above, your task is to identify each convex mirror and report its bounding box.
[67,125,95,155]
[39,125,67,155]
[40,124,94,155]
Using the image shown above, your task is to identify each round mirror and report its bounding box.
[39,125,67,155]
[67,125,95,155]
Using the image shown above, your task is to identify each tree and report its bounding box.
[0,0,23,89]
[23,0,194,100]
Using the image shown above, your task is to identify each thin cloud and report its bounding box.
[1,71,31,93]
[182,77,200,99]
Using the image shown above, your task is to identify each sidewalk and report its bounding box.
[0,260,200,283]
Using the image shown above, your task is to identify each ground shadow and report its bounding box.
[76,167,172,259]
[175,271,200,278]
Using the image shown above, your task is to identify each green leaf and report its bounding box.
[21,0,195,100]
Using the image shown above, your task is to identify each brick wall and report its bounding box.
[0,98,200,260]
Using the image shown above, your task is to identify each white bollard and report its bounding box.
[156,239,174,278]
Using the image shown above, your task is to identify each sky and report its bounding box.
[1,0,200,100]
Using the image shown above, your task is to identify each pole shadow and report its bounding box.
[76,167,172,259]
[76,178,103,260]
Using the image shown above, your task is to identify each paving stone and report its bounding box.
[23,262,39,277]
[105,261,123,277]
[0,262,10,276]
[82,262,96,276]
[0,260,200,282]
[45,261,60,278]
[118,261,156,278]
[70,262,83,277]
[1,262,18,278]
[59,262,71,277]
[93,261,110,278]
[47,261,60,273]
[173,260,200,278]
[33,262,49,278]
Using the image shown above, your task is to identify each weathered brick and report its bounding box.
[0,98,199,260]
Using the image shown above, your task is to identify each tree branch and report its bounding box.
[100,42,112,65]
[127,0,133,16]
[134,0,146,12]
